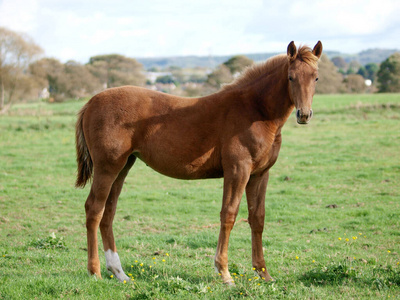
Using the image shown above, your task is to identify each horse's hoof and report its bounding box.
[265,276,275,283]
[223,279,236,287]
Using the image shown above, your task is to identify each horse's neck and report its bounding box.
[245,71,294,127]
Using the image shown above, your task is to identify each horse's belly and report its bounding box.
[134,149,223,180]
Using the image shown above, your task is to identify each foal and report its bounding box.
[76,41,322,284]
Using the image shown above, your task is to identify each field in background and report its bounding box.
[0,94,399,299]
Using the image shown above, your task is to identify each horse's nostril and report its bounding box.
[309,109,313,118]
[296,110,300,119]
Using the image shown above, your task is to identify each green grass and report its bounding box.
[1,94,400,299]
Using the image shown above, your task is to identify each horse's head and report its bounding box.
[287,41,322,124]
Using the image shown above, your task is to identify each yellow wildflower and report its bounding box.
[338,237,342,241]
[295,256,299,260]
[110,275,113,278]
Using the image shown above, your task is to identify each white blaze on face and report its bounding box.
[105,249,130,282]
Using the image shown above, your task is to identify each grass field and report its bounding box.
[0,93,399,299]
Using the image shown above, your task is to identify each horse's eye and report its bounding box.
[315,77,319,82]
[288,76,293,81]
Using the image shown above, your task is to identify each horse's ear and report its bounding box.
[287,41,297,62]
[313,41,323,59]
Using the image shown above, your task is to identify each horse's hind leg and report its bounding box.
[100,155,136,282]
[85,169,119,279]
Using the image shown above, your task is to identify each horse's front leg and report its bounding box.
[215,164,251,285]
[245,171,274,282]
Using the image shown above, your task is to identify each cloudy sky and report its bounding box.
[1,0,399,63]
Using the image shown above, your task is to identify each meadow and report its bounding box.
[0,93,399,299]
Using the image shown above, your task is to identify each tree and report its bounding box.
[315,54,345,94]
[364,63,379,82]
[223,55,254,75]
[347,60,361,75]
[357,66,367,78]
[344,74,366,93]
[205,64,233,89]
[155,75,176,84]
[205,55,254,92]
[30,58,66,100]
[30,58,102,101]
[64,61,102,99]
[88,54,146,88]
[331,56,347,70]
[0,27,43,113]
[377,52,400,92]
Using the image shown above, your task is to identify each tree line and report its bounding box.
[1,26,399,113]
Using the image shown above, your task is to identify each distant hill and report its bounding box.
[137,48,399,70]
[324,49,399,65]
[136,53,278,70]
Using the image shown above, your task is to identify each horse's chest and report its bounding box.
[251,135,282,174]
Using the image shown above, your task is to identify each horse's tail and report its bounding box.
[75,103,93,188]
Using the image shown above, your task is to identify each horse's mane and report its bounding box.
[222,45,318,92]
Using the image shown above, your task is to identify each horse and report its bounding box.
[75,41,322,285]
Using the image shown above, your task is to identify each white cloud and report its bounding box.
[120,29,149,38]
[0,0,399,62]
[86,30,115,45]
[247,0,400,52]
[59,48,78,61]
[0,0,39,32]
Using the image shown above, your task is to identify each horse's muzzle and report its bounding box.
[296,109,313,124]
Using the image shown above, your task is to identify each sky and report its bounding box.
[0,0,399,63]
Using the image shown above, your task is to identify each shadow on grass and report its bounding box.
[300,260,400,290]
[300,261,358,286]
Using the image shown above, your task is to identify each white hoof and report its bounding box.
[105,249,129,282]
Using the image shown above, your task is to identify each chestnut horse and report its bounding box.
[76,41,322,285]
